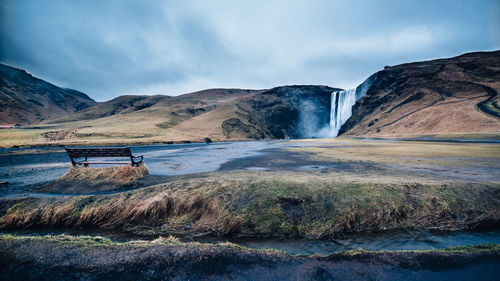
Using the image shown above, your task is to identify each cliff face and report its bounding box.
[231,85,340,139]
[0,64,96,125]
[340,51,500,137]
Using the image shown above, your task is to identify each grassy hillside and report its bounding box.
[340,50,500,138]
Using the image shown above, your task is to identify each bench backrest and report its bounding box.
[65,147,132,158]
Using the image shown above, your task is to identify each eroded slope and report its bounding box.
[341,51,500,137]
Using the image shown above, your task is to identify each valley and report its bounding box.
[1,51,499,280]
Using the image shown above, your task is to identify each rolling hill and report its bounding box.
[0,63,96,125]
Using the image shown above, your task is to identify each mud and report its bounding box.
[219,148,384,173]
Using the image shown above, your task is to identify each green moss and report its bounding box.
[214,178,499,238]
[439,243,500,253]
[0,234,119,247]
[328,244,500,258]
[174,215,190,226]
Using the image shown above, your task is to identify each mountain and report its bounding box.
[340,51,500,137]
[0,63,96,125]
[35,85,338,144]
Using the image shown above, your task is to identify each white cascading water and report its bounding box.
[309,76,372,138]
[328,88,357,137]
[313,88,359,138]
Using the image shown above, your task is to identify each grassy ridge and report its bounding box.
[1,173,498,238]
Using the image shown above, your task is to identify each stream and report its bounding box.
[2,229,499,255]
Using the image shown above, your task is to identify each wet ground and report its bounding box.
[2,138,499,196]
[219,147,389,174]
[0,141,289,195]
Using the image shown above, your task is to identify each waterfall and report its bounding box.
[306,75,373,138]
[328,88,357,137]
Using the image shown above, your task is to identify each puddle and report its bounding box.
[298,165,329,170]
[245,167,272,171]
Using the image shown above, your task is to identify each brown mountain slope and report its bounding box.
[340,50,500,137]
[166,85,338,140]
[39,88,263,143]
[0,63,96,125]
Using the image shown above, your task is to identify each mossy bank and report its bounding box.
[1,172,498,239]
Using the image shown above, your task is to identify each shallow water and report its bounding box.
[229,230,500,255]
[132,141,287,175]
[0,141,288,195]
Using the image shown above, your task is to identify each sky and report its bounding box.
[1,0,499,101]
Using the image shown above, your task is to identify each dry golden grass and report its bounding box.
[1,138,499,238]
[1,177,240,236]
[38,165,150,193]
[289,138,500,169]
[60,165,149,184]
[0,129,47,147]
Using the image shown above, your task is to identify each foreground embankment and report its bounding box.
[0,234,498,281]
[1,171,498,238]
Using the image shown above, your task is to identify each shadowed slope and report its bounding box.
[0,63,96,125]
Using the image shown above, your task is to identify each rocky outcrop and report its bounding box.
[221,118,265,139]
[340,51,500,137]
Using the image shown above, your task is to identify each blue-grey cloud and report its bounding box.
[1,0,498,101]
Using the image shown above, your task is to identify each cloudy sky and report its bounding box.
[1,0,499,101]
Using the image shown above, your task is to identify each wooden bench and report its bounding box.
[65,147,144,167]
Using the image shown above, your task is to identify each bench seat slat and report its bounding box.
[75,161,132,165]
[65,147,143,167]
